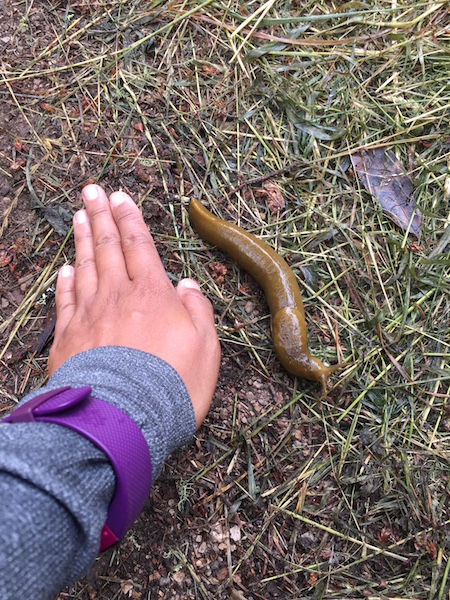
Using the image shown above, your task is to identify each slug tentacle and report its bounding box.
[189,199,344,390]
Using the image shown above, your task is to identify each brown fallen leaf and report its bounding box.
[229,588,247,600]
[0,249,12,267]
[120,581,134,596]
[351,148,421,237]
[255,181,285,214]
[10,159,26,170]
[210,261,228,284]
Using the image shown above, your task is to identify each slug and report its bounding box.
[189,198,344,391]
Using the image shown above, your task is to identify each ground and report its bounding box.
[0,1,449,599]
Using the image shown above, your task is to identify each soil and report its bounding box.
[2,3,444,600]
[0,4,315,599]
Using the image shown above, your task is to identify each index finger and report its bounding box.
[110,191,170,283]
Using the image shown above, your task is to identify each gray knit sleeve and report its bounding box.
[0,346,196,600]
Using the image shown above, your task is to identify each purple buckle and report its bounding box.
[2,386,152,551]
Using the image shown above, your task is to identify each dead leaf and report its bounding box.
[210,261,228,284]
[0,249,12,267]
[229,524,241,542]
[424,537,437,561]
[255,181,285,214]
[229,588,248,600]
[40,206,72,236]
[40,102,56,114]
[172,570,185,584]
[10,159,26,170]
[414,534,437,560]
[210,521,225,543]
[217,566,229,581]
[376,527,392,543]
[120,580,134,596]
[202,64,218,74]
[351,148,421,237]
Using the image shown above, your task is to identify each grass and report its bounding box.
[1,0,449,598]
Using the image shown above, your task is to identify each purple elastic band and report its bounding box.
[2,386,152,551]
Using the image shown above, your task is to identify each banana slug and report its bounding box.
[189,198,343,391]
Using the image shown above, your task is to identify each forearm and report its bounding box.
[0,346,195,599]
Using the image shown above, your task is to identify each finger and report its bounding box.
[176,279,216,332]
[82,184,128,284]
[176,279,221,428]
[73,209,98,297]
[53,265,76,336]
[110,190,170,283]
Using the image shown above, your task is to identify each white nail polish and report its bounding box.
[83,184,99,201]
[179,278,201,291]
[110,192,130,207]
[60,265,73,278]
[75,210,87,224]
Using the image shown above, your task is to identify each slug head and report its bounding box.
[317,362,346,394]
[272,307,344,392]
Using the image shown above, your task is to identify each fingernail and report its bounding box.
[83,184,99,201]
[74,210,87,225]
[110,191,132,207]
[179,278,201,291]
[60,265,73,278]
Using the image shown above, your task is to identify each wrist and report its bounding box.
[2,385,152,551]
[44,347,197,480]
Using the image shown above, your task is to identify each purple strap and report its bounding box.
[2,386,152,551]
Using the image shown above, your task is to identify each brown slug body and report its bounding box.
[189,198,343,391]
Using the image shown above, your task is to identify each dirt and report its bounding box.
[2,3,446,600]
[0,4,305,599]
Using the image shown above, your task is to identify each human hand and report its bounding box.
[48,184,220,428]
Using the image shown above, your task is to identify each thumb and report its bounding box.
[176,278,215,329]
[176,278,221,429]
